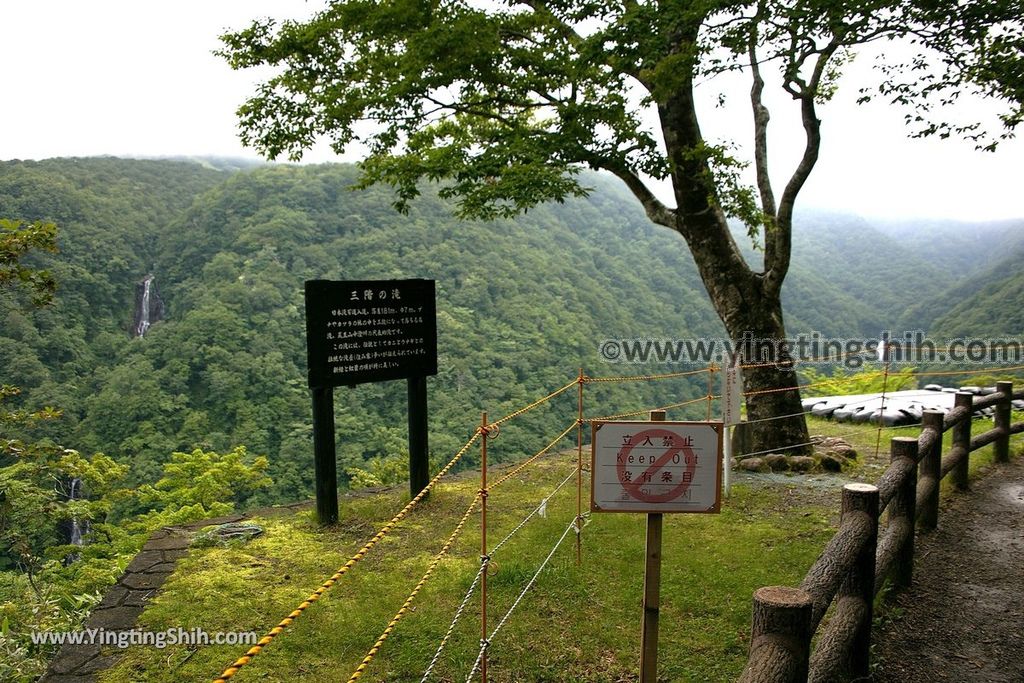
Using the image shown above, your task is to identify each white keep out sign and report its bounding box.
[591,421,723,514]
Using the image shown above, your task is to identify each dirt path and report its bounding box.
[872,456,1024,682]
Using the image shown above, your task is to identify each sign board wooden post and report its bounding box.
[591,413,723,683]
[640,410,665,683]
[311,385,339,525]
[722,364,743,497]
[304,279,438,524]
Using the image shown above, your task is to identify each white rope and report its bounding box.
[419,561,487,683]
[490,468,576,556]
[736,429,869,459]
[738,439,822,459]
[464,517,577,683]
[419,468,578,681]
[735,407,1002,461]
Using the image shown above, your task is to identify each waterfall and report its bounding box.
[132,274,164,337]
[136,275,153,337]
[65,477,87,564]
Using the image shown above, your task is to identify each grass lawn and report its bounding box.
[99,415,1022,683]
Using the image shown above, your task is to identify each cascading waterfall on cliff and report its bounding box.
[65,477,87,564]
[136,275,153,337]
[132,274,164,338]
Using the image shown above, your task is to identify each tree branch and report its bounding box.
[600,162,677,229]
[514,0,584,45]
[423,94,546,128]
[513,0,647,83]
[768,44,837,294]
[748,12,777,221]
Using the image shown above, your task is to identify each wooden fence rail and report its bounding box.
[739,381,1023,683]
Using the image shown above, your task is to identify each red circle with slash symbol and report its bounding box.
[615,428,698,503]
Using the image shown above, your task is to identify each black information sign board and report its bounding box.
[304,279,438,388]
[304,278,438,521]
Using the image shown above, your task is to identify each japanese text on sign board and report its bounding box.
[305,279,437,387]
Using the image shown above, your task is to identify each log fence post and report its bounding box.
[739,586,814,683]
[841,483,880,678]
[890,437,918,588]
[918,411,943,530]
[994,380,1012,463]
[952,392,973,490]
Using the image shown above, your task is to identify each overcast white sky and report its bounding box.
[2,1,1021,222]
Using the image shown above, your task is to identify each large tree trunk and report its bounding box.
[678,223,810,455]
[669,210,810,456]
[724,293,810,457]
[630,48,812,456]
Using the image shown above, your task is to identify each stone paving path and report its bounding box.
[872,456,1024,682]
[40,515,244,683]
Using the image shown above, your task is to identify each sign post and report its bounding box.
[722,363,743,497]
[304,279,438,523]
[591,414,723,682]
[641,410,666,683]
[311,386,339,525]
[407,375,429,496]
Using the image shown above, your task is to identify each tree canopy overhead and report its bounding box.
[220,0,1023,453]
[220,0,1020,223]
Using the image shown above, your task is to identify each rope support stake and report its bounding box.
[480,411,489,683]
[706,363,718,421]
[576,367,584,566]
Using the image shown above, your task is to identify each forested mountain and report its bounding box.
[897,227,1024,335]
[928,245,1024,339]
[782,212,949,335]
[2,157,1019,507]
[0,158,230,439]
[873,218,1024,276]
[1,159,724,504]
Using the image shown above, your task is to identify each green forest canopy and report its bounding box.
[1,157,1021,503]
